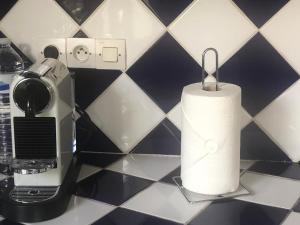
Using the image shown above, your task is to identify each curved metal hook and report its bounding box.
[202,48,219,91]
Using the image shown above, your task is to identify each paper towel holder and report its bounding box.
[202,48,219,91]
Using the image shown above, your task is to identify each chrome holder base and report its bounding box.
[173,176,251,204]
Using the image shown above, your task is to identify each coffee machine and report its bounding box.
[0,59,80,222]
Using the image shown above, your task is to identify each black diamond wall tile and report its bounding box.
[0,0,17,20]
[79,152,124,168]
[76,170,153,206]
[11,43,32,69]
[92,208,182,225]
[76,117,122,153]
[127,32,202,113]
[131,118,181,155]
[249,161,300,180]
[0,31,5,38]
[188,199,289,225]
[219,33,299,116]
[73,30,89,38]
[233,0,289,27]
[74,69,121,109]
[241,122,290,161]
[142,0,192,26]
[56,0,104,25]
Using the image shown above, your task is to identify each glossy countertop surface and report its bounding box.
[1,153,300,225]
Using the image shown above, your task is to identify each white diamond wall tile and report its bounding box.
[167,103,181,130]
[241,108,252,129]
[281,212,300,225]
[169,0,258,74]
[77,164,102,182]
[261,0,300,76]
[82,0,166,68]
[0,0,79,62]
[255,81,300,162]
[86,73,165,153]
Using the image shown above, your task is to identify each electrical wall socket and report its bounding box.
[96,39,126,71]
[66,38,96,68]
[34,38,67,65]
[33,38,127,70]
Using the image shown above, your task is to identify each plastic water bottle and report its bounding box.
[0,38,24,175]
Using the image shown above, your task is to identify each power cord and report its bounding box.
[75,104,96,153]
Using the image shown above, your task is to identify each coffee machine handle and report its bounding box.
[25,97,36,118]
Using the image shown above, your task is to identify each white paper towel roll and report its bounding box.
[181,82,241,195]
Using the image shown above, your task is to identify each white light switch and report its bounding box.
[102,47,118,62]
[96,39,126,71]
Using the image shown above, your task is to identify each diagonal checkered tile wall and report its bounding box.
[0,0,299,162]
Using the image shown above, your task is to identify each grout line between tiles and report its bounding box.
[167,1,259,74]
[124,29,167,72]
[122,76,167,153]
[168,0,200,29]
[118,181,156,207]
[254,79,300,121]
[241,107,253,129]
[244,170,300,183]
[105,167,158,182]
[80,151,126,155]
[85,73,167,153]
[105,155,180,181]
[51,0,80,33]
[259,0,293,32]
[128,153,180,158]
[52,0,81,29]
[183,202,212,225]
[75,195,118,211]
[80,0,108,28]
[137,0,167,30]
[70,28,82,38]
[236,198,291,211]
[253,114,298,163]
[0,26,34,62]
[279,210,292,225]
[121,205,183,225]
[0,0,23,25]
[230,0,258,29]
[259,30,300,77]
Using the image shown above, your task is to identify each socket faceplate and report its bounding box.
[66,38,95,68]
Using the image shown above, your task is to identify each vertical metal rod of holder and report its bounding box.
[202,48,219,91]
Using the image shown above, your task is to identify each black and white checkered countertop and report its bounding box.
[1,152,300,225]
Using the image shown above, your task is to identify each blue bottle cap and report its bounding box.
[0,82,9,91]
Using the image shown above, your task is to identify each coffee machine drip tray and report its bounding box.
[9,186,59,204]
[0,157,81,223]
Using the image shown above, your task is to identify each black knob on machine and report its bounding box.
[13,78,51,117]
